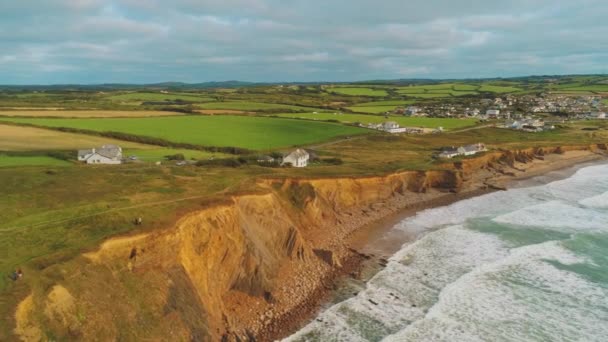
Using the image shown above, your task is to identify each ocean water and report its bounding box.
[285,163,608,342]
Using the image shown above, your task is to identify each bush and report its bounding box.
[322,157,343,165]
[195,158,242,168]
[165,153,185,161]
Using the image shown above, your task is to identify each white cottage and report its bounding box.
[282,149,309,168]
[78,145,123,164]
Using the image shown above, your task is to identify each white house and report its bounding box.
[486,109,501,118]
[381,121,407,134]
[78,145,123,164]
[439,147,465,159]
[589,112,606,119]
[282,149,309,168]
[438,143,487,159]
[462,143,487,156]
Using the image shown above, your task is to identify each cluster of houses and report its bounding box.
[438,143,487,159]
[391,94,605,120]
[501,117,556,132]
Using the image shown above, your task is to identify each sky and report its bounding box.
[0,0,606,84]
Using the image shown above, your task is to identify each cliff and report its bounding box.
[13,144,607,341]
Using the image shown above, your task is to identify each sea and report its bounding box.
[285,163,608,342]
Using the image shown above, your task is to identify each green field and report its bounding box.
[560,85,608,92]
[451,91,479,96]
[0,155,71,167]
[196,101,322,112]
[478,85,522,93]
[274,113,477,130]
[352,100,415,107]
[329,87,388,97]
[401,93,452,98]
[108,92,216,102]
[453,84,479,91]
[347,106,401,114]
[123,148,229,162]
[2,116,368,150]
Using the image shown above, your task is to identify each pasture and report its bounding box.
[0,110,183,118]
[559,85,608,92]
[328,87,389,97]
[0,124,153,151]
[347,106,402,114]
[1,116,369,150]
[196,101,322,112]
[478,84,522,93]
[273,112,478,130]
[123,148,229,162]
[107,92,215,102]
[0,155,71,167]
[352,100,416,107]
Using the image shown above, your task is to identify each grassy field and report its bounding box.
[401,93,453,98]
[196,101,322,112]
[107,92,216,102]
[453,84,479,91]
[328,87,389,97]
[273,112,478,130]
[478,85,522,93]
[1,116,369,150]
[352,100,416,107]
[560,85,608,92]
[347,106,396,114]
[0,124,153,151]
[0,155,72,167]
[0,110,183,118]
[123,148,229,162]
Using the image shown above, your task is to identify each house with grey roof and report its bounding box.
[282,149,309,168]
[78,144,123,164]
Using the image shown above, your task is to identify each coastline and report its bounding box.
[11,147,607,341]
[268,149,607,342]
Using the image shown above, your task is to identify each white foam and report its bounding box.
[580,191,608,209]
[286,226,508,342]
[493,200,608,231]
[385,241,608,342]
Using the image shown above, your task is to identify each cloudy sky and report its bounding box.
[0,1,606,84]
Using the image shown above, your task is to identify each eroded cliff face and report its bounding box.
[13,145,606,341]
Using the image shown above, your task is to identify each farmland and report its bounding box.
[195,101,323,112]
[108,92,216,102]
[0,124,153,151]
[328,87,389,97]
[478,84,522,93]
[123,148,229,162]
[347,106,403,114]
[0,155,71,167]
[0,110,183,118]
[273,112,478,130]
[1,115,368,150]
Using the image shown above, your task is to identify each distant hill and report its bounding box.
[0,74,606,91]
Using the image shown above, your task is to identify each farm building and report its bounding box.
[282,149,310,168]
[438,143,487,159]
[78,144,123,164]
